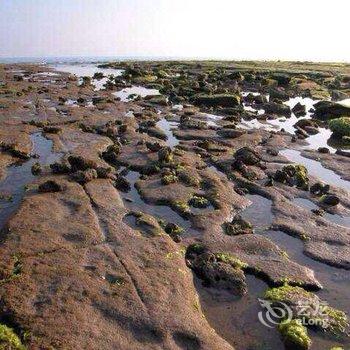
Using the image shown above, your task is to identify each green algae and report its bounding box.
[0,324,26,350]
[215,253,248,270]
[278,319,311,350]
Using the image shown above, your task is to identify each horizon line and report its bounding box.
[1,55,350,65]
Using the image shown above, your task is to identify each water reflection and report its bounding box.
[51,63,123,91]
[113,86,160,102]
[281,149,350,192]
[0,133,61,231]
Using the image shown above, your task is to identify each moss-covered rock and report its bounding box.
[274,164,309,190]
[115,175,131,192]
[314,100,350,119]
[185,246,247,295]
[320,194,340,206]
[71,169,98,184]
[278,319,311,350]
[161,174,178,185]
[234,147,261,165]
[223,215,253,236]
[177,170,200,187]
[144,95,168,106]
[215,253,248,269]
[188,195,210,209]
[263,101,291,116]
[129,211,164,236]
[67,155,98,171]
[38,180,64,193]
[31,162,41,175]
[133,75,158,84]
[163,222,183,242]
[265,285,349,335]
[329,117,350,137]
[158,147,173,164]
[193,94,241,107]
[43,126,62,134]
[0,324,25,350]
[101,144,120,164]
[172,200,191,218]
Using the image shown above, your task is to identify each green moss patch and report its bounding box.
[215,253,248,270]
[0,324,25,350]
[278,319,311,350]
[161,174,178,185]
[188,195,210,209]
[264,285,348,335]
[329,117,350,137]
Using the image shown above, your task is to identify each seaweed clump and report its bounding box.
[274,164,309,190]
[278,319,311,350]
[0,324,26,350]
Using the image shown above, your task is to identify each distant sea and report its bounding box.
[0,56,197,64]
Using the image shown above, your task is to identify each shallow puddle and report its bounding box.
[280,149,350,192]
[239,118,277,132]
[200,112,223,127]
[121,170,192,231]
[304,128,338,153]
[155,118,179,148]
[240,194,273,232]
[293,197,350,228]
[262,232,350,346]
[113,86,160,102]
[233,193,350,348]
[268,114,307,134]
[195,274,285,350]
[263,230,350,316]
[51,63,123,90]
[0,132,61,231]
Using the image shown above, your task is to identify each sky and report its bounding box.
[0,0,349,62]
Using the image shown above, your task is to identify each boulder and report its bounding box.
[318,147,330,154]
[314,99,350,119]
[193,94,241,107]
[320,194,340,206]
[223,215,253,236]
[274,164,309,190]
[329,117,350,137]
[185,245,247,295]
[218,128,246,139]
[264,102,291,116]
[234,147,261,165]
[310,182,330,196]
[71,169,98,184]
[269,88,290,102]
[158,147,173,163]
[38,180,64,193]
[292,102,306,117]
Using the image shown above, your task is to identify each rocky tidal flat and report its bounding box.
[0,60,349,350]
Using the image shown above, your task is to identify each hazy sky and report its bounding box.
[0,0,349,61]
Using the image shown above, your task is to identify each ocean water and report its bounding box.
[0,56,193,64]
